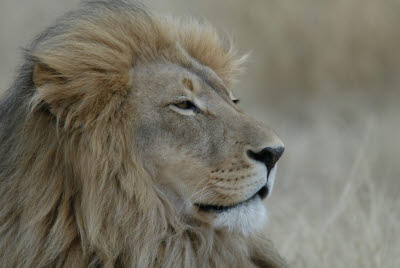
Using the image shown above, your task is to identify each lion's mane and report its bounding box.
[0,1,285,267]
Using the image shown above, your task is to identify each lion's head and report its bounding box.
[0,0,285,266]
[132,60,284,233]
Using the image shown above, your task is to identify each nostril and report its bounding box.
[247,150,263,163]
[247,146,285,175]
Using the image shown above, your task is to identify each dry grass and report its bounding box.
[1,0,399,267]
[266,94,400,267]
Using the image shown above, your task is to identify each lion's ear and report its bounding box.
[30,50,132,127]
[31,55,70,116]
[30,51,75,116]
[31,62,56,115]
[32,61,65,88]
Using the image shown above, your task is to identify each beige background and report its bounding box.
[1,0,399,267]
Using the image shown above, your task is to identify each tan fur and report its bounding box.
[0,1,286,267]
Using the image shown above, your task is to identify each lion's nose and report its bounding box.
[247,147,285,175]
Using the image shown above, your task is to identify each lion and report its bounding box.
[0,0,286,267]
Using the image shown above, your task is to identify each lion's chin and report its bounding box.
[211,197,268,235]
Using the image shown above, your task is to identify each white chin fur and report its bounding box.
[212,198,267,236]
[211,165,278,235]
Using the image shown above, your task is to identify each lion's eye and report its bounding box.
[232,99,240,104]
[174,101,196,110]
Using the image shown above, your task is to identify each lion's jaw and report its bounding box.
[158,162,278,235]
[132,62,284,235]
[208,164,278,234]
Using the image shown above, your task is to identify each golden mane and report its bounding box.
[30,1,243,129]
[0,1,285,267]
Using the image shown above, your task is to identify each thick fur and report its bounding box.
[0,1,286,267]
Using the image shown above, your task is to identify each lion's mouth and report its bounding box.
[194,184,269,213]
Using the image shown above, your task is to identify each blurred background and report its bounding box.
[1,0,399,267]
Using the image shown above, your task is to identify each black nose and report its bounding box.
[247,147,285,176]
